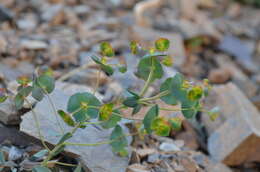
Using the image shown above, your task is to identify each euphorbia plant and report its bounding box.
[0,38,218,171]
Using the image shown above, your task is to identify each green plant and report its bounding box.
[0,38,219,171]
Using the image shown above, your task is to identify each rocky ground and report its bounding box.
[0,0,260,171]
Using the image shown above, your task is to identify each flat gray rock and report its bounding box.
[20,84,130,172]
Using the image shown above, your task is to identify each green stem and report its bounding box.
[65,140,112,147]
[111,112,142,121]
[139,90,169,102]
[86,105,142,121]
[139,58,155,97]
[46,93,65,134]
[42,143,65,166]
[42,123,81,166]
[25,99,50,152]
[64,131,138,147]
[93,69,101,96]
[83,121,104,125]
[58,63,93,82]
[47,161,76,167]
[114,105,126,111]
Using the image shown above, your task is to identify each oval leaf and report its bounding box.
[67,92,101,122]
[32,86,44,101]
[36,75,55,94]
[136,57,163,81]
[110,125,127,153]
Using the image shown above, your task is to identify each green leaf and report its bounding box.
[36,75,55,94]
[52,145,65,157]
[67,92,101,122]
[160,78,178,105]
[32,86,44,101]
[143,105,159,134]
[32,166,52,172]
[0,151,5,172]
[74,164,82,172]
[118,148,128,157]
[160,73,196,108]
[101,113,121,129]
[155,38,170,51]
[17,76,31,86]
[162,55,173,67]
[100,42,114,57]
[100,63,114,76]
[91,56,114,76]
[0,96,7,103]
[58,110,75,127]
[91,55,103,65]
[132,104,141,115]
[14,94,24,110]
[123,96,139,108]
[40,67,54,77]
[161,73,200,118]
[118,66,127,73]
[142,52,167,59]
[110,125,127,153]
[57,132,73,144]
[99,103,114,121]
[130,41,138,54]
[29,149,48,161]
[169,117,182,131]
[181,100,200,118]
[151,117,171,136]
[136,57,163,81]
[15,86,33,109]
[127,89,139,98]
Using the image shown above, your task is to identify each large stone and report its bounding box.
[20,83,131,172]
[20,39,48,50]
[0,99,20,125]
[207,83,260,166]
[0,61,34,81]
[0,5,13,22]
[219,35,258,73]
[214,55,257,98]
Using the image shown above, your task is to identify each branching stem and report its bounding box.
[139,57,155,97]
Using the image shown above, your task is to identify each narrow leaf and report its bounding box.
[29,149,48,161]
[58,110,75,127]
[143,105,159,134]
